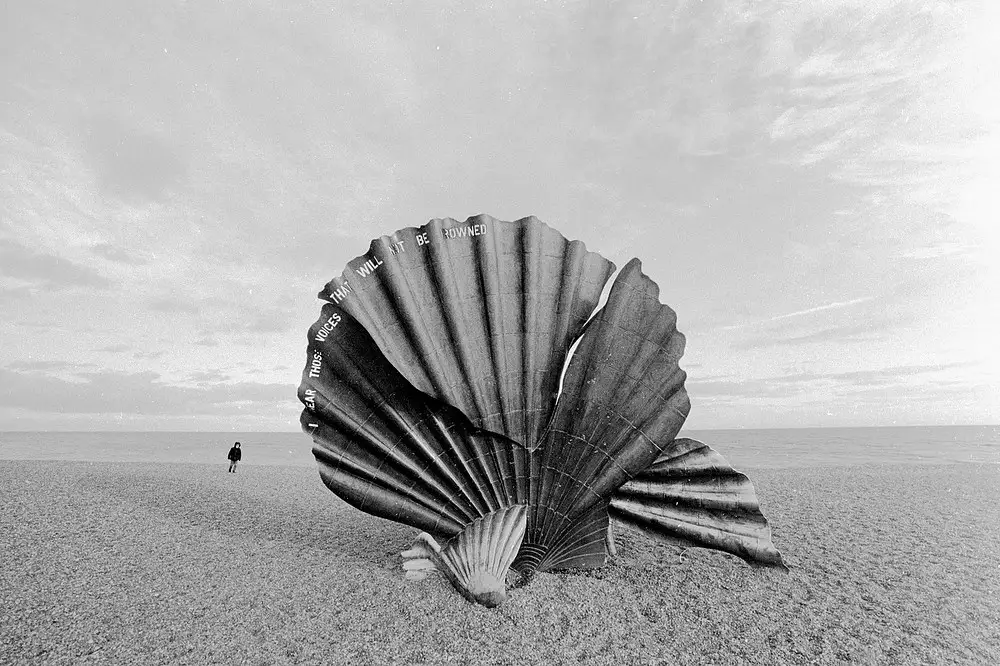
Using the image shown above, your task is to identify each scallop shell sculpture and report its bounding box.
[298,215,785,607]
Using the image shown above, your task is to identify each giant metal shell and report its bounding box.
[298,215,785,606]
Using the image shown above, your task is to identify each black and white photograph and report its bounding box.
[1,1,997,664]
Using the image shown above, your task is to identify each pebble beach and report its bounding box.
[2,460,998,665]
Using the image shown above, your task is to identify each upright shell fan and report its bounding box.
[298,215,785,607]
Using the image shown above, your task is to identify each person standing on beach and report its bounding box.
[227,442,242,473]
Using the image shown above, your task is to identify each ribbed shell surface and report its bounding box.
[611,438,786,568]
[439,505,528,605]
[299,304,531,539]
[517,258,692,570]
[317,214,614,450]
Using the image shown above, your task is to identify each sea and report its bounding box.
[0,426,997,469]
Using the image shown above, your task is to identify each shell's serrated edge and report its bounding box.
[319,215,616,452]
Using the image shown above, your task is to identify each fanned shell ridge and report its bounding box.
[513,502,610,572]
[611,438,787,568]
[400,506,528,607]
[300,303,530,538]
[317,215,615,450]
[518,258,691,571]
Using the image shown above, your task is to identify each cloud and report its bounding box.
[0,239,112,289]
[98,343,133,353]
[686,378,801,399]
[737,322,880,350]
[0,285,34,304]
[0,368,296,416]
[186,370,232,383]
[148,297,200,315]
[787,362,977,388]
[6,360,95,372]
[722,297,877,331]
[686,373,737,382]
[688,362,976,400]
[82,114,186,202]
[14,320,54,329]
[90,243,147,265]
[246,310,295,334]
[897,242,974,261]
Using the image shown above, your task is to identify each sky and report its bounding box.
[1,0,997,432]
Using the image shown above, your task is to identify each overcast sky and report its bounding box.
[1,0,997,431]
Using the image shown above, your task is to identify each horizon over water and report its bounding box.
[0,425,997,469]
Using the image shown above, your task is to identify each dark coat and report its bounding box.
[227,446,242,461]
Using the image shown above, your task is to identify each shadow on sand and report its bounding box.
[74,463,413,568]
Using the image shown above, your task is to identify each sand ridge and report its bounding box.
[1,461,998,665]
